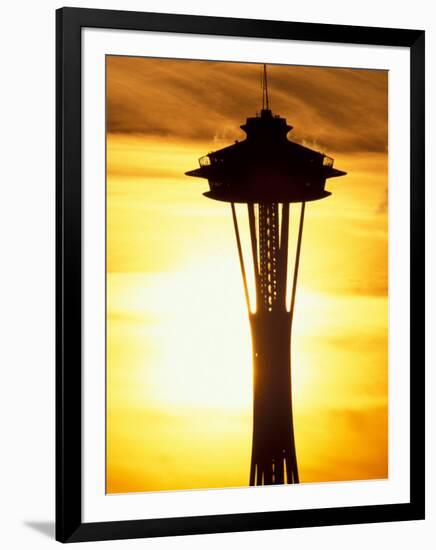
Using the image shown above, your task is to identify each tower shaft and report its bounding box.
[248,203,299,485]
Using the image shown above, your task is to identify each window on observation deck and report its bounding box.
[199,155,211,167]
[323,156,334,168]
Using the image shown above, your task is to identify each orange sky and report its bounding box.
[106,57,388,494]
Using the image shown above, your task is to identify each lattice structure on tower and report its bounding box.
[259,203,279,312]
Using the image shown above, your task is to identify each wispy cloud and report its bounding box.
[107,57,387,155]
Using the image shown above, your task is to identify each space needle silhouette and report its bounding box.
[186,65,346,486]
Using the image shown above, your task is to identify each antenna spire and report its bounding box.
[262,64,270,110]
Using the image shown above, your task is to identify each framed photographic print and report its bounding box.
[56,7,425,543]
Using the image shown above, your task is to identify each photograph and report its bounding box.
[105,57,388,494]
[0,2,427,547]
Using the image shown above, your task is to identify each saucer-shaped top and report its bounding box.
[185,109,346,203]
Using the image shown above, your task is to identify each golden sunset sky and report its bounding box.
[106,57,388,493]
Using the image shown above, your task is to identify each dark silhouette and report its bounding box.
[186,65,346,486]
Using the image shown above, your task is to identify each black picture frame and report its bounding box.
[56,7,425,543]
